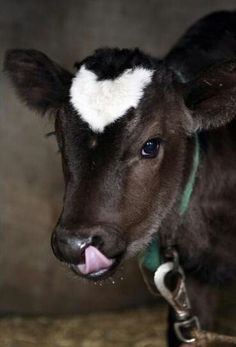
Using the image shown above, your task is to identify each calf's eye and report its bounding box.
[141,138,161,158]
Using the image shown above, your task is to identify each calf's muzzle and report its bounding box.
[51,225,126,279]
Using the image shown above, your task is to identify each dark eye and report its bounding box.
[141,138,161,158]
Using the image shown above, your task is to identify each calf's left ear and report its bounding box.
[182,60,236,132]
[4,49,73,115]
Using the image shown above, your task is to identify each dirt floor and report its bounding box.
[0,307,167,347]
[0,301,236,347]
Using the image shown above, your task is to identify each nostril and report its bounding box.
[77,248,86,264]
[91,235,104,248]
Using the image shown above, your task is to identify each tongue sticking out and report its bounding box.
[77,245,114,275]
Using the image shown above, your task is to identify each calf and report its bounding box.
[4,10,236,347]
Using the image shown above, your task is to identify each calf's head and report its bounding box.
[4,48,236,280]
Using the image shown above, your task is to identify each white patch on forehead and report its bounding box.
[70,65,154,132]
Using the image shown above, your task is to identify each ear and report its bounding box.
[182,60,236,132]
[4,49,73,115]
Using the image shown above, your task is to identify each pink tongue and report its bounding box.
[77,246,113,275]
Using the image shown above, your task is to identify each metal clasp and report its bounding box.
[153,250,201,344]
[175,316,200,344]
[154,261,191,321]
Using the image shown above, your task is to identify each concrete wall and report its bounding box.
[1,0,236,314]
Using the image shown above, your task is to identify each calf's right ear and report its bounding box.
[4,49,73,115]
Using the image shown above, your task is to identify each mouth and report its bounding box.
[70,257,122,281]
[69,245,123,281]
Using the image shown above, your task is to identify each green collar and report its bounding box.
[140,135,200,272]
[179,135,200,216]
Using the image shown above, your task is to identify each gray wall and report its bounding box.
[1,0,236,315]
